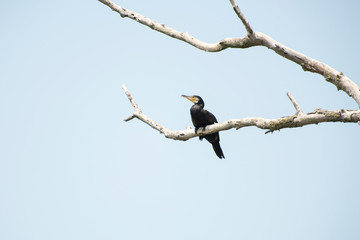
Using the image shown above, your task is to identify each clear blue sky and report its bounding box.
[1,0,360,239]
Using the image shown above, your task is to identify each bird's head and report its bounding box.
[181,95,205,107]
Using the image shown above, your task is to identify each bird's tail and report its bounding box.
[212,142,225,159]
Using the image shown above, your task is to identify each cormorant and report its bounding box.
[181,95,225,159]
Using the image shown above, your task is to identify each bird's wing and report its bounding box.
[201,109,221,142]
[201,109,218,124]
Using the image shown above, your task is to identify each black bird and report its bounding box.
[181,95,225,159]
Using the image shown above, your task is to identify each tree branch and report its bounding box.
[229,0,254,36]
[286,92,303,116]
[99,0,360,107]
[122,84,360,140]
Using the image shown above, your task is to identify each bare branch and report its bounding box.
[229,0,254,35]
[122,84,139,111]
[287,92,303,115]
[121,84,170,133]
[98,0,256,51]
[122,85,360,140]
[255,33,360,107]
[123,115,135,122]
[98,0,360,107]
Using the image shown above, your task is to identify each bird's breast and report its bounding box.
[190,105,208,127]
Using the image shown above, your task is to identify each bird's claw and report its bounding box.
[194,127,199,134]
[194,126,206,134]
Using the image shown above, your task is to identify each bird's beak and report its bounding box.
[181,95,196,103]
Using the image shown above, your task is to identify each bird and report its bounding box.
[181,95,225,159]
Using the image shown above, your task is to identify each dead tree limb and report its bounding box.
[122,84,360,140]
[98,0,360,107]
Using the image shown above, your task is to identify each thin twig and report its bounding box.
[229,0,254,35]
[287,92,303,115]
[122,84,139,111]
[121,84,169,134]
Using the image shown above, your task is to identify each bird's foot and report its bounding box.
[194,127,199,134]
[194,126,206,134]
[195,126,206,133]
